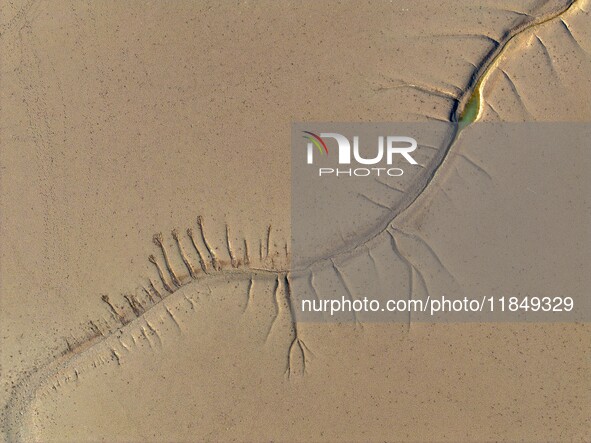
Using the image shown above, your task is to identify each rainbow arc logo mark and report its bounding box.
[302,131,328,155]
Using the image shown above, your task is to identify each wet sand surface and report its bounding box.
[1,0,590,441]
